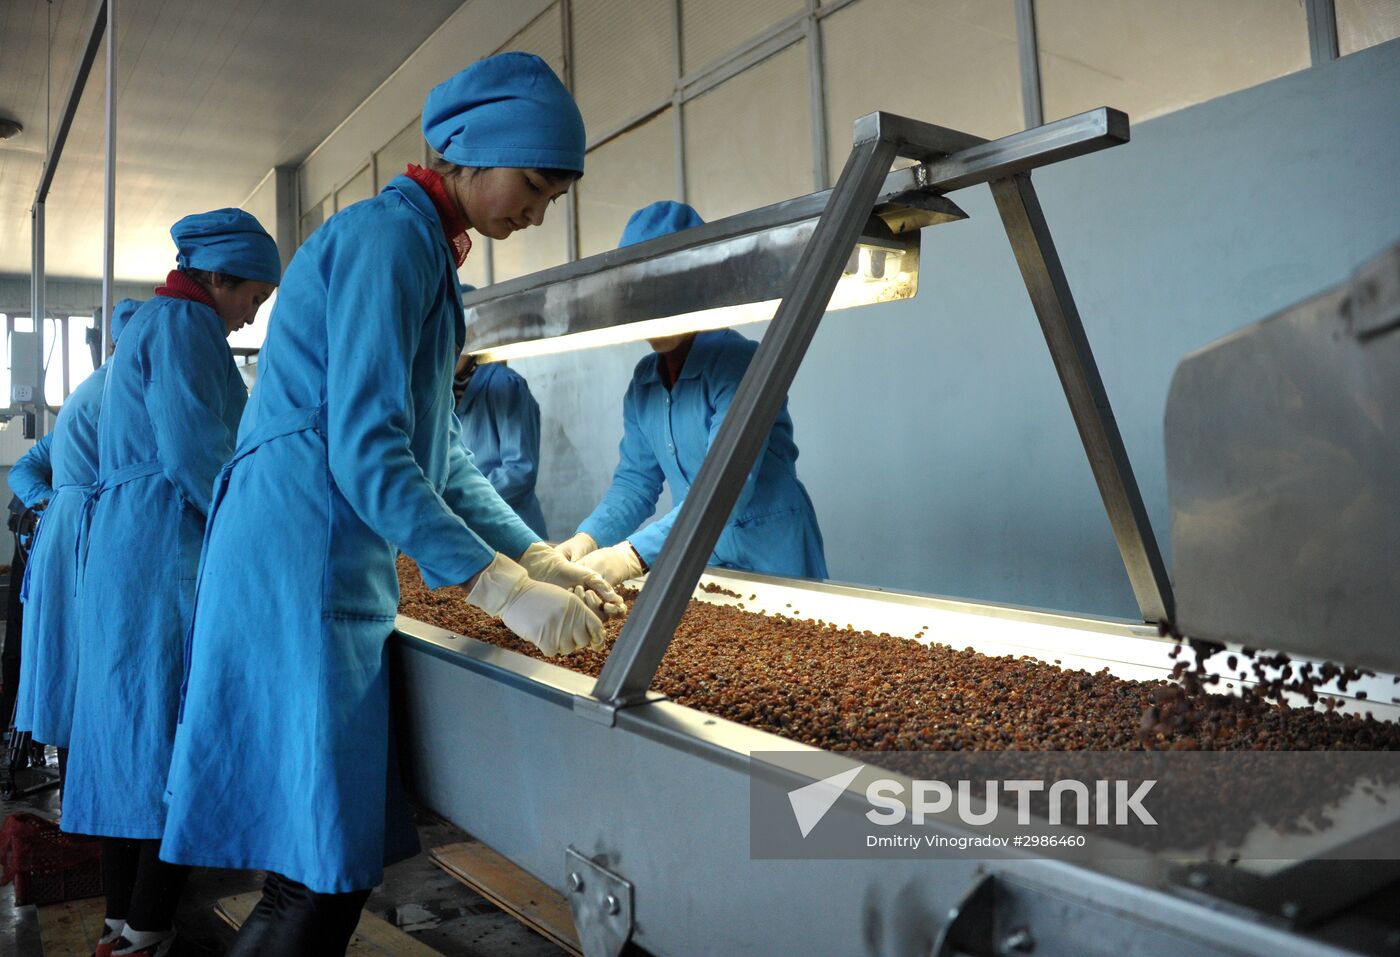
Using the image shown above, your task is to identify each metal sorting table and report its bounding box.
[393,568,1400,957]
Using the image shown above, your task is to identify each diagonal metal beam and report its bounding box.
[990,172,1174,624]
[590,133,900,709]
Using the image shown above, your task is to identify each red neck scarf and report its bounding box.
[405,164,473,268]
[154,269,217,309]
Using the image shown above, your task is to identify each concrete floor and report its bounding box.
[1,750,564,956]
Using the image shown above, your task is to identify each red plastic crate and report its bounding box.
[1,813,103,906]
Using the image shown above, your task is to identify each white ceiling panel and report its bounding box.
[0,0,466,281]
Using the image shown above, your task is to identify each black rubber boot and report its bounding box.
[225,872,370,957]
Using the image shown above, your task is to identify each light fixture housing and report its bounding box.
[0,116,23,140]
[462,163,965,363]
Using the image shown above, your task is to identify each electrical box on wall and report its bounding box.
[8,330,40,403]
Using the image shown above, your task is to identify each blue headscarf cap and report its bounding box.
[170,208,281,285]
[110,298,141,344]
[618,201,705,248]
[423,52,585,174]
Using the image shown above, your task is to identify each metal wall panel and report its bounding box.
[334,164,374,211]
[572,0,676,138]
[1036,0,1310,123]
[1338,0,1400,54]
[491,3,570,283]
[682,42,810,220]
[376,117,425,189]
[576,109,679,258]
[680,0,804,73]
[821,0,1022,179]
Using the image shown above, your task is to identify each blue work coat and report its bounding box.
[455,362,548,538]
[15,365,109,745]
[62,297,246,839]
[579,329,827,579]
[161,176,539,893]
[9,434,54,508]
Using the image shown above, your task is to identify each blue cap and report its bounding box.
[459,282,477,295]
[171,208,281,285]
[618,201,705,248]
[110,298,142,344]
[423,52,585,173]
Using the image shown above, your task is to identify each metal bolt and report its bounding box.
[1002,927,1035,953]
[1187,871,1210,889]
[1281,901,1300,920]
[568,872,584,894]
[605,894,621,916]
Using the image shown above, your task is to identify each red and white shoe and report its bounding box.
[110,931,176,957]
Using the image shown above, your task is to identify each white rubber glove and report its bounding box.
[466,553,604,655]
[577,542,646,588]
[555,531,598,562]
[517,542,627,618]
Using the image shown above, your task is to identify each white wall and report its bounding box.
[513,39,1400,620]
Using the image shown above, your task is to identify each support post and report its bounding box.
[100,0,117,361]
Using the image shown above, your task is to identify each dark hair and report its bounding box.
[429,155,582,185]
[181,267,247,291]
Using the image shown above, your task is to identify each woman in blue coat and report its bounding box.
[559,202,827,584]
[160,53,618,954]
[2,433,52,730]
[453,340,549,538]
[63,213,278,957]
[15,299,140,749]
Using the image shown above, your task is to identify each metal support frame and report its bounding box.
[1014,0,1044,128]
[991,173,1173,623]
[101,0,117,362]
[27,0,110,435]
[1306,0,1340,64]
[588,106,1166,710]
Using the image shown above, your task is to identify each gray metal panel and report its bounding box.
[1166,242,1400,673]
[461,165,949,356]
[391,625,1366,957]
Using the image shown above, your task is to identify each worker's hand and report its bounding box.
[466,553,604,655]
[577,542,646,588]
[517,542,626,619]
[555,531,598,562]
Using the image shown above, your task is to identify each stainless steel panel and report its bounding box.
[391,619,1374,956]
[1166,242,1400,674]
